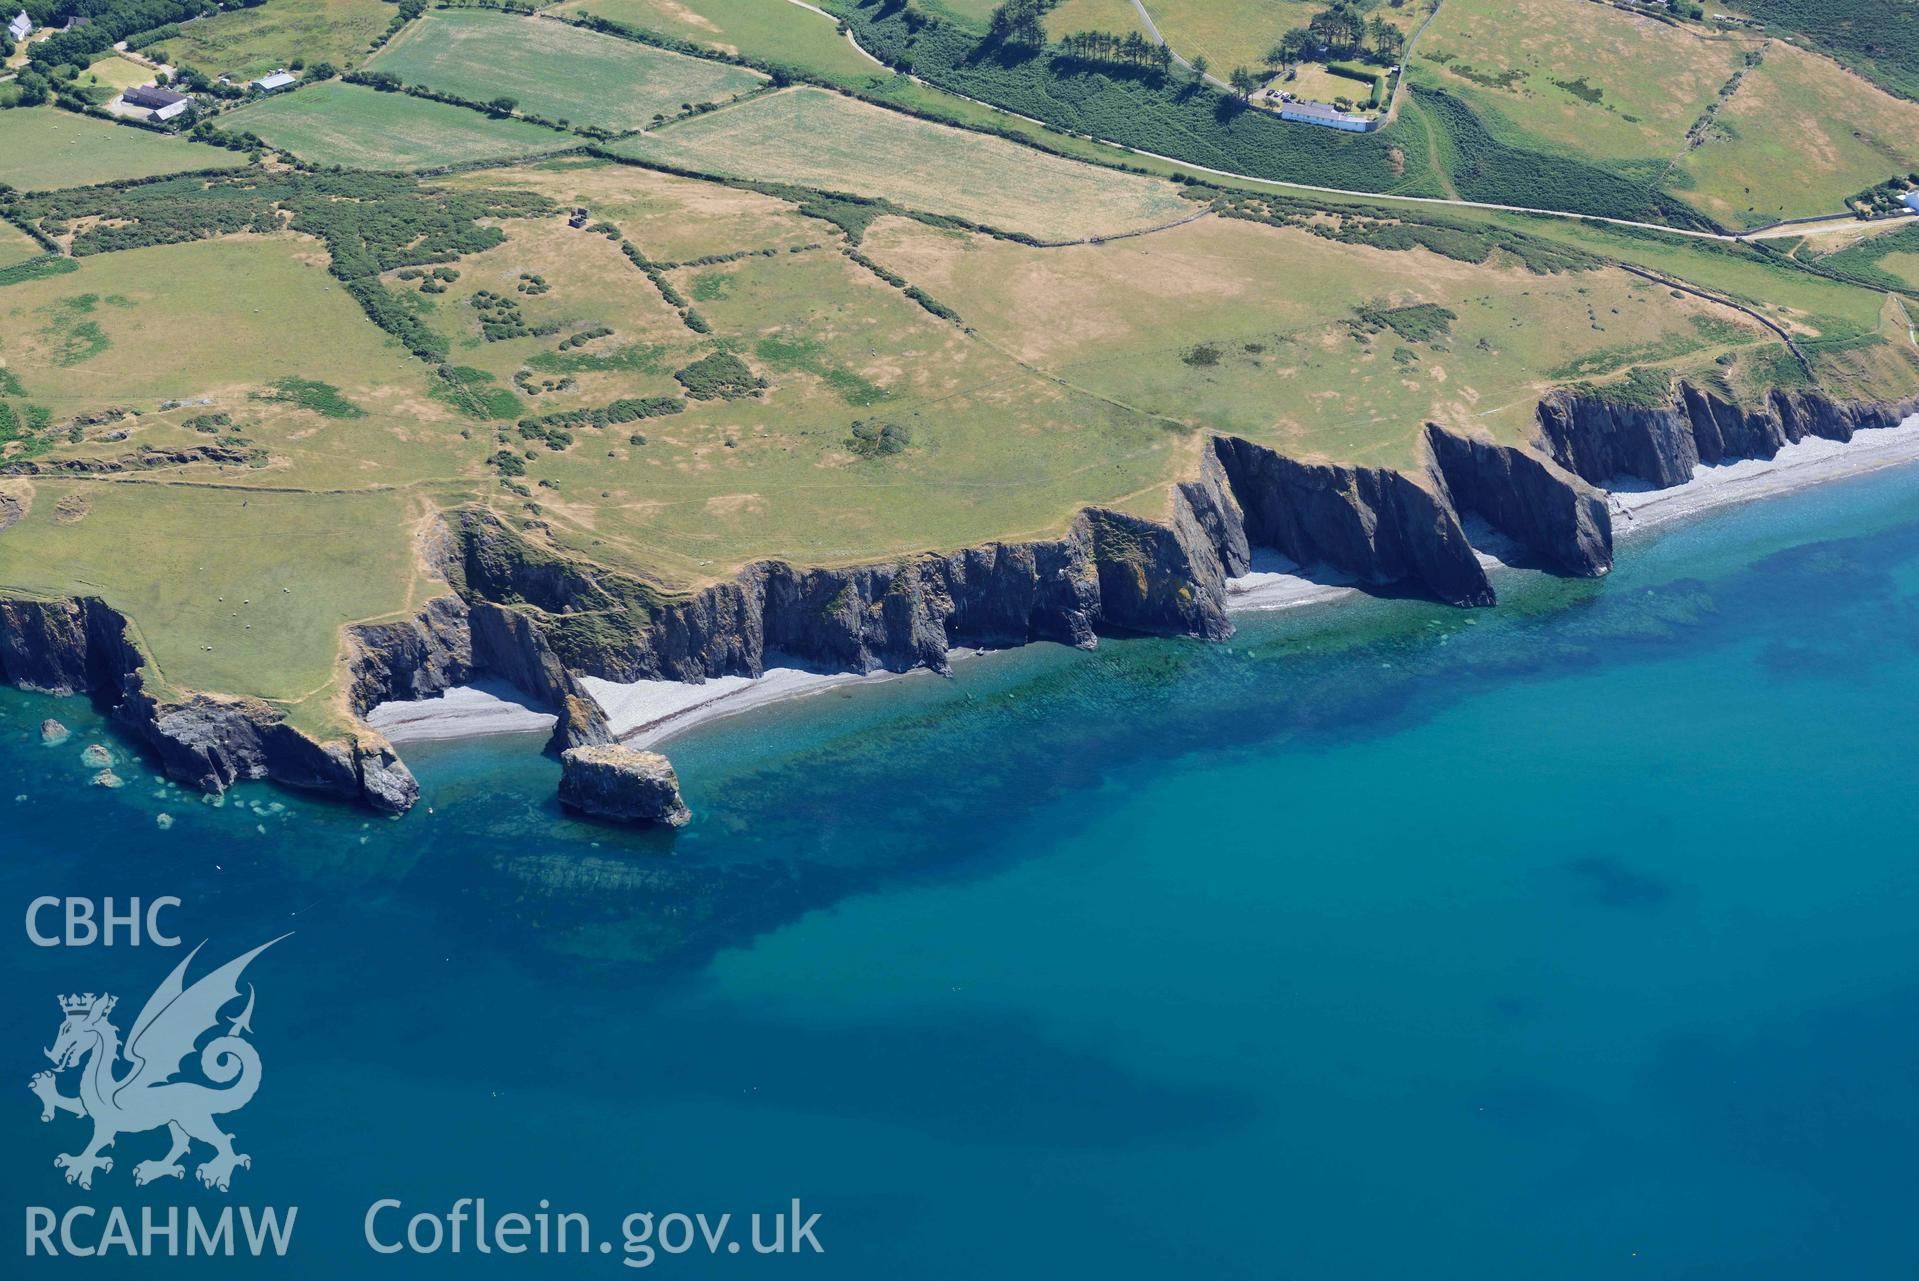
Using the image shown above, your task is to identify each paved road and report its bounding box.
[776,0,1878,245]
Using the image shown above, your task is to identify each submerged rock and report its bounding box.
[40,719,69,746]
[557,745,690,828]
[91,769,122,789]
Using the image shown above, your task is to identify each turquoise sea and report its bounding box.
[3,466,1917,1277]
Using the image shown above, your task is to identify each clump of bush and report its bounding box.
[846,419,910,458]
[673,351,766,401]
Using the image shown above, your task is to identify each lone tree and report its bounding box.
[1228,65,1260,99]
[1190,53,1209,82]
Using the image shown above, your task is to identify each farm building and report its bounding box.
[1904,191,1919,216]
[250,71,297,93]
[120,84,191,121]
[1279,99,1379,133]
[6,10,29,41]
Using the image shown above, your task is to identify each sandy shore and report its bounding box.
[584,666,874,746]
[1609,416,1919,535]
[366,420,1919,744]
[365,680,557,743]
[1223,550,1365,614]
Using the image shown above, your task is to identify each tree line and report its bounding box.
[1057,29,1173,73]
[1267,1,1406,70]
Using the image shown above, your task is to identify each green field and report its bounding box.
[1411,0,1919,228]
[1415,0,1748,168]
[0,234,474,486]
[365,9,765,130]
[552,0,881,85]
[144,0,395,79]
[0,483,441,728]
[218,81,577,169]
[0,220,45,271]
[861,212,1775,469]
[1679,40,1919,227]
[83,54,157,94]
[614,86,1196,240]
[1047,0,1151,43]
[0,109,244,193]
[1138,0,1401,80]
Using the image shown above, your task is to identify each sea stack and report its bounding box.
[557,745,691,828]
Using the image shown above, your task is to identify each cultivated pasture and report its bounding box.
[0,220,44,271]
[1414,0,1746,170]
[145,0,394,80]
[365,9,766,130]
[1412,0,1919,228]
[613,86,1196,241]
[1679,41,1919,227]
[0,108,244,193]
[552,0,881,86]
[217,80,577,169]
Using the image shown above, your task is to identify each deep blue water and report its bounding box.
[3,467,1917,1278]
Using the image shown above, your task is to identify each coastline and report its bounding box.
[1608,416,1919,534]
[354,417,1919,747]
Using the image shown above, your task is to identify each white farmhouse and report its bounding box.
[7,10,31,42]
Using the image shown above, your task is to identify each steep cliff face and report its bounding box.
[344,594,473,712]
[1536,384,1919,488]
[0,596,417,812]
[6,377,1910,816]
[1425,425,1612,577]
[1210,435,1494,606]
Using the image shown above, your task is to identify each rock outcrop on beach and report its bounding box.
[557,745,691,827]
[5,379,1914,817]
[1425,425,1612,577]
[1211,435,1494,605]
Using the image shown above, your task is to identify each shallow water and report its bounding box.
[2,466,1916,1277]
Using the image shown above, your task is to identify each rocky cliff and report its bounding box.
[6,379,1911,815]
[0,596,416,812]
[1425,425,1612,577]
[1210,435,1495,605]
[1535,383,1919,489]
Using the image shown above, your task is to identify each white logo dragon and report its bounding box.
[29,937,284,1192]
